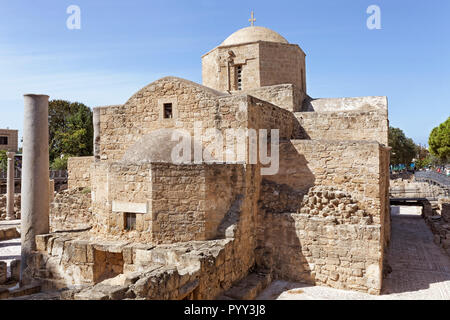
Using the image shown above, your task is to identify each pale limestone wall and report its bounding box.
[295,110,389,146]
[266,140,384,219]
[201,48,220,91]
[91,162,153,239]
[0,129,18,152]
[31,163,261,298]
[259,212,382,294]
[91,162,109,234]
[257,140,386,294]
[50,188,92,232]
[259,42,306,94]
[202,43,261,92]
[247,96,301,140]
[150,163,207,243]
[380,146,391,248]
[96,77,301,163]
[68,156,94,189]
[202,41,305,95]
[244,84,303,112]
[96,77,261,162]
[91,161,253,245]
[303,96,388,112]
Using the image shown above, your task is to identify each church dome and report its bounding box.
[221,26,289,46]
[121,129,209,164]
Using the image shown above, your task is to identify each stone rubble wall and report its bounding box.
[423,198,450,255]
[390,179,447,198]
[0,193,21,220]
[266,140,386,222]
[294,110,389,146]
[68,156,94,189]
[257,140,388,295]
[258,211,382,294]
[50,187,92,232]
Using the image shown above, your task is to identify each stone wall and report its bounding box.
[68,156,94,189]
[202,42,261,92]
[423,198,450,256]
[256,140,388,294]
[380,147,391,249]
[95,77,253,162]
[50,187,92,232]
[0,128,18,152]
[258,211,382,294]
[247,96,301,139]
[28,163,261,299]
[91,161,255,245]
[295,110,389,146]
[302,96,388,113]
[150,163,207,243]
[259,41,306,96]
[244,84,303,112]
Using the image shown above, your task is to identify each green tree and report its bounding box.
[388,127,417,166]
[0,150,7,171]
[49,100,93,168]
[428,116,450,162]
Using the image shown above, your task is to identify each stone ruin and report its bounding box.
[13,26,390,299]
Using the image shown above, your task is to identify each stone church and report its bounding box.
[25,25,390,299]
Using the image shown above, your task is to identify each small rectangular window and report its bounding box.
[163,103,173,119]
[236,66,242,91]
[0,136,8,145]
[125,213,136,231]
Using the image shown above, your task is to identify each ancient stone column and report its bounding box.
[5,151,15,220]
[20,94,50,284]
[93,107,100,161]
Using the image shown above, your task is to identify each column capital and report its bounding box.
[6,151,15,159]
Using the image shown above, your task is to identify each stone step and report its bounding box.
[0,283,41,300]
[0,226,20,241]
[218,271,272,300]
[7,291,61,300]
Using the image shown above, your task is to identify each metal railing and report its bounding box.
[389,188,448,200]
[415,171,450,188]
[0,169,67,180]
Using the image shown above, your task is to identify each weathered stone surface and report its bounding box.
[0,261,7,284]
[10,259,21,282]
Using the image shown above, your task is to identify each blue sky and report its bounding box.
[0,0,449,146]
